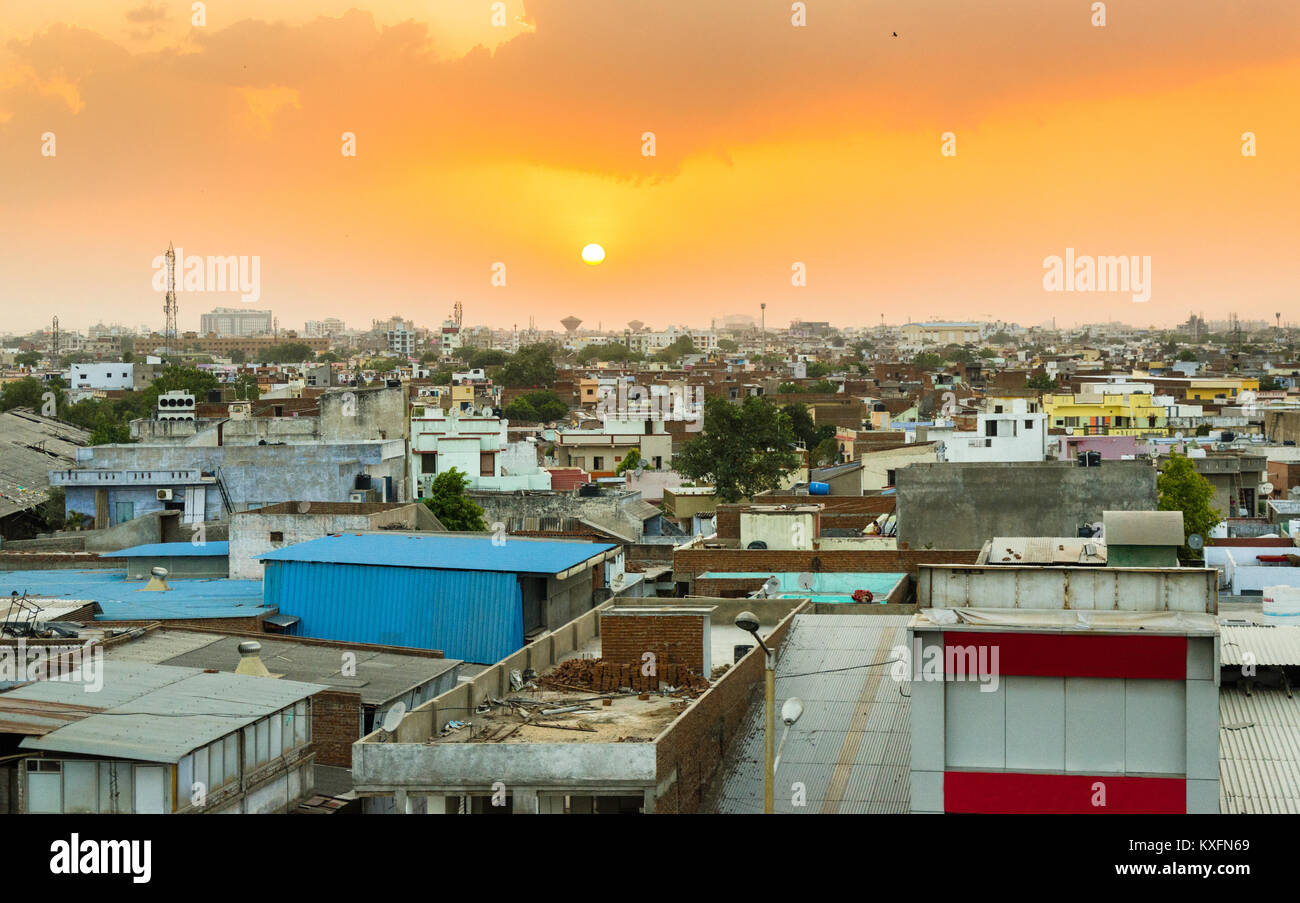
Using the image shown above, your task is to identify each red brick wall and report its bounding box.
[653,604,803,813]
[600,613,706,674]
[674,548,979,580]
[311,689,362,768]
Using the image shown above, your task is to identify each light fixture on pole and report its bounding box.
[736,610,779,813]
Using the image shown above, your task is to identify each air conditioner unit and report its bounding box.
[156,489,174,501]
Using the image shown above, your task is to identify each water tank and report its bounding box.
[578,482,602,497]
[1087,451,1102,467]
[808,482,830,495]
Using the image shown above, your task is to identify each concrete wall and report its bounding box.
[228,504,428,578]
[897,461,1156,550]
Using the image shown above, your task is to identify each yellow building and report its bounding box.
[1185,377,1258,402]
[1044,390,1168,436]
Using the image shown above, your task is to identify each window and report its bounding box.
[1024,419,1034,430]
[269,531,284,543]
[27,760,62,813]
[421,452,437,475]
[593,456,604,470]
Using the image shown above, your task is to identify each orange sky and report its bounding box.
[2,1,1297,335]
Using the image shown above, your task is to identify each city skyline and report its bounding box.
[3,1,1297,334]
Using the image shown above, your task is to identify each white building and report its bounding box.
[902,322,981,345]
[387,326,416,356]
[934,398,1049,463]
[68,362,143,393]
[201,307,273,337]
[410,407,551,496]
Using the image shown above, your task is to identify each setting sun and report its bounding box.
[581,243,606,266]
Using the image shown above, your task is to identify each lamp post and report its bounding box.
[736,611,801,813]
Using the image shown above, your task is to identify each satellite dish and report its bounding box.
[747,540,769,550]
[762,576,780,597]
[381,701,407,733]
[1174,431,1185,440]
[1260,482,1275,497]
[797,572,815,591]
[1187,534,1204,551]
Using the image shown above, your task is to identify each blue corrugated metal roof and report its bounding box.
[0,569,267,621]
[256,533,613,576]
[264,559,522,663]
[100,541,230,558]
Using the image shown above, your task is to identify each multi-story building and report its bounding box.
[1044,388,1167,436]
[67,362,150,394]
[902,322,981,345]
[304,318,346,337]
[387,326,416,356]
[933,398,1050,463]
[409,407,551,496]
[200,307,273,337]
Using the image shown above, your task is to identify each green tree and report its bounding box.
[781,402,834,449]
[143,365,220,408]
[422,468,488,531]
[503,389,568,423]
[805,361,830,379]
[1176,350,1197,362]
[577,343,632,364]
[230,349,247,364]
[15,351,42,367]
[499,343,557,388]
[811,436,840,467]
[675,396,800,502]
[1157,453,1222,559]
[468,349,510,369]
[233,373,261,401]
[1025,372,1059,392]
[615,448,642,474]
[0,376,49,412]
[717,338,739,353]
[912,352,942,369]
[258,342,315,364]
[652,336,696,363]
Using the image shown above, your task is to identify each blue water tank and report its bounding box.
[808,482,830,495]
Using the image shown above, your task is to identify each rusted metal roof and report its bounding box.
[0,696,101,736]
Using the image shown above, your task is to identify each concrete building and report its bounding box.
[554,417,673,477]
[909,563,1220,813]
[229,501,444,579]
[410,407,551,496]
[67,362,149,394]
[349,597,803,814]
[258,533,621,662]
[200,307,273,337]
[0,662,324,814]
[902,322,981,345]
[933,399,1050,463]
[896,461,1157,550]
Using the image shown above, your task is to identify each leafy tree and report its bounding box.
[257,342,315,364]
[675,396,800,502]
[652,336,696,363]
[717,338,739,353]
[230,349,247,363]
[15,351,42,367]
[365,357,399,372]
[811,436,840,467]
[1176,350,1197,362]
[1025,373,1059,392]
[143,365,220,408]
[0,377,49,412]
[233,373,261,401]
[467,349,510,369]
[805,361,830,379]
[912,353,942,369]
[499,343,557,387]
[503,389,568,423]
[781,403,834,449]
[422,468,488,531]
[777,382,805,394]
[615,448,642,474]
[577,343,633,364]
[1157,452,1222,559]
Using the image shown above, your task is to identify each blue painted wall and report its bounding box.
[263,559,524,663]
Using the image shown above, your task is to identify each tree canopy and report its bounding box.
[1157,452,1222,559]
[499,343,558,387]
[503,389,568,423]
[674,396,800,502]
[422,468,488,531]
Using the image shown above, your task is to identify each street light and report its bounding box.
[737,610,800,814]
[774,697,804,773]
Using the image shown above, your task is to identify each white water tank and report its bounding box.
[1262,586,1300,619]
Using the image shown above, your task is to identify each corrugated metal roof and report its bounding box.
[0,569,267,621]
[265,559,523,663]
[10,662,325,763]
[257,532,613,576]
[1220,687,1300,814]
[1219,625,1300,667]
[709,614,911,814]
[0,409,89,519]
[100,542,230,558]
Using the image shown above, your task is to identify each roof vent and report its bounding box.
[142,566,170,592]
[235,641,283,678]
